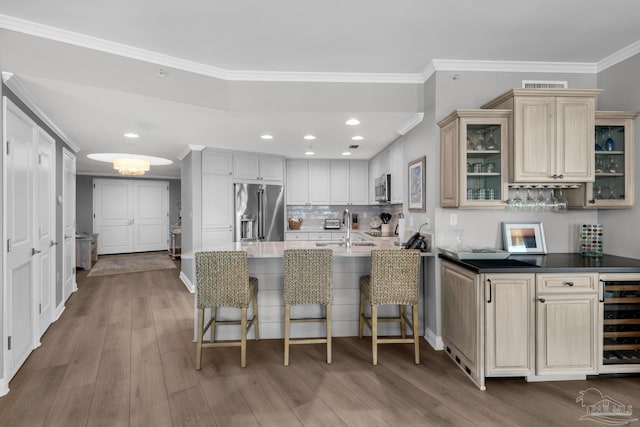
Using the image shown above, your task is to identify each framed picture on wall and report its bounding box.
[408,156,426,212]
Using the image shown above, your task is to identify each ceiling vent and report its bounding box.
[348,144,359,149]
[522,80,568,89]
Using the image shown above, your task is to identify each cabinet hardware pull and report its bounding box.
[563,281,574,287]
[599,279,605,303]
[557,174,564,179]
[588,199,596,204]
[538,297,546,303]
[487,279,492,303]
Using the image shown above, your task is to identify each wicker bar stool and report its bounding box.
[358,249,421,365]
[283,249,333,366]
[195,251,259,369]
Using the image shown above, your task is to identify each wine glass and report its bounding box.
[473,130,485,151]
[508,189,523,211]
[608,183,617,199]
[545,189,558,211]
[522,187,536,211]
[556,187,568,211]
[535,187,547,211]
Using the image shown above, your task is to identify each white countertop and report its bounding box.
[183,232,432,258]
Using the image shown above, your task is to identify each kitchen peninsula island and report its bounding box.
[181,234,433,340]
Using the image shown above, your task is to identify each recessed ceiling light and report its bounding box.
[124,132,139,139]
[260,134,274,140]
[352,135,363,141]
[345,118,360,126]
[304,151,315,156]
[342,151,352,156]
[304,134,316,140]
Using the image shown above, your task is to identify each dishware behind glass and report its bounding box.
[605,127,615,151]
[485,128,497,150]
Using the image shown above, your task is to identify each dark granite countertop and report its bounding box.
[438,253,640,273]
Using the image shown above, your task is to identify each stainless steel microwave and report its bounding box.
[375,174,391,202]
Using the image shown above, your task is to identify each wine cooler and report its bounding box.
[600,274,640,373]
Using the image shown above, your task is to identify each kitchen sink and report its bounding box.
[352,241,376,246]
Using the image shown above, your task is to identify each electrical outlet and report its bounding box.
[409,216,414,227]
[424,217,431,230]
[362,212,368,219]
[449,213,458,226]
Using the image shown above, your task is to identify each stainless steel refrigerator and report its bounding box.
[234,183,284,242]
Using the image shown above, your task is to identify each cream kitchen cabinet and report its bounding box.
[234,152,284,182]
[485,273,535,377]
[535,273,599,376]
[438,109,510,208]
[202,149,233,175]
[482,89,601,183]
[571,111,639,208]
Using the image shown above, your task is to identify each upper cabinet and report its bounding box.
[482,89,601,183]
[568,111,639,209]
[202,149,233,175]
[438,110,510,208]
[286,159,369,205]
[234,153,284,182]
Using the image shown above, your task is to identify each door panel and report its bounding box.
[94,180,132,254]
[62,148,76,301]
[4,99,37,379]
[132,182,168,251]
[37,128,56,336]
[94,179,169,254]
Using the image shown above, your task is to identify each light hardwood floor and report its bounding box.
[1,262,639,426]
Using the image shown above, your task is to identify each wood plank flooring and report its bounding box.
[1,261,639,426]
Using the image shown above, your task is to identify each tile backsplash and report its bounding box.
[286,204,403,231]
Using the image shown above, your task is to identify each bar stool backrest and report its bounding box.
[369,249,420,305]
[283,249,333,305]
[195,251,252,309]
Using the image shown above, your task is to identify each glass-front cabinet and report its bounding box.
[439,109,510,208]
[583,112,638,208]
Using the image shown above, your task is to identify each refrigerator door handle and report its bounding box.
[257,188,264,240]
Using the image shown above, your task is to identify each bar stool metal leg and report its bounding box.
[284,304,291,366]
[196,308,205,370]
[372,305,378,365]
[412,304,420,364]
[326,303,332,364]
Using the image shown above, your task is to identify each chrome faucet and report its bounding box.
[343,208,352,248]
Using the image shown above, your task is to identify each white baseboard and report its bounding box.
[0,377,9,397]
[53,304,65,322]
[424,327,444,350]
[179,271,195,293]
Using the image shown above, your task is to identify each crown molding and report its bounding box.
[76,171,180,179]
[430,59,597,74]
[420,61,436,82]
[597,39,640,73]
[396,113,424,135]
[2,72,80,151]
[0,14,422,84]
[176,144,205,161]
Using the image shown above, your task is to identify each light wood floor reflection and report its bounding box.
[1,262,639,426]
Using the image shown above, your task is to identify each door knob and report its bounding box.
[31,248,42,256]
[50,241,59,246]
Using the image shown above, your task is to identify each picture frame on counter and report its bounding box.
[502,221,548,254]
[408,156,426,212]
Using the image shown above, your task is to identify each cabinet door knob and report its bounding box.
[563,281,574,287]
[538,297,546,303]
[588,199,596,204]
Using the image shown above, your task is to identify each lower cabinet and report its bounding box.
[441,261,601,389]
[536,274,599,375]
[485,274,535,376]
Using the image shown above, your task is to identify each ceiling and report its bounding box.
[1,0,640,178]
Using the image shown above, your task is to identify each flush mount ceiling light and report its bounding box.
[260,134,274,140]
[304,145,315,155]
[87,153,172,176]
[352,135,363,141]
[345,118,360,126]
[124,132,139,139]
[303,134,316,140]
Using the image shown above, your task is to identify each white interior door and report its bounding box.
[37,128,56,337]
[3,99,37,379]
[132,181,169,252]
[93,179,133,254]
[93,179,169,254]
[62,148,76,302]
